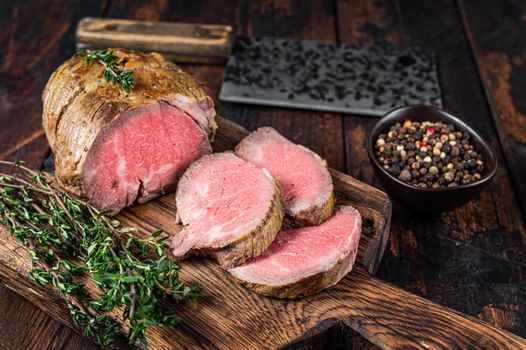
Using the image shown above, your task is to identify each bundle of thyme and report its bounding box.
[0,161,198,347]
[77,49,136,93]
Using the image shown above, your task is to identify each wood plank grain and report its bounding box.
[2,224,525,350]
[0,0,101,168]
[336,0,526,338]
[0,283,98,350]
[456,0,526,333]
[76,17,233,63]
[0,1,106,349]
[458,0,526,232]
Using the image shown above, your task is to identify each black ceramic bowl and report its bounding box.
[367,105,497,213]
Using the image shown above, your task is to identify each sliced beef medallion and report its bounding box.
[228,206,362,299]
[171,152,284,268]
[42,49,216,215]
[235,127,334,226]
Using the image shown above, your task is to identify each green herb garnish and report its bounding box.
[77,49,136,93]
[0,160,198,347]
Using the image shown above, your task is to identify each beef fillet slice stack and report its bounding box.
[42,49,216,215]
[229,206,362,299]
[171,152,284,268]
[235,127,334,226]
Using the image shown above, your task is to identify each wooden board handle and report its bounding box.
[76,17,233,64]
[334,266,526,349]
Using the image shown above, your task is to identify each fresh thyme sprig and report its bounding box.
[0,160,198,347]
[77,49,136,93]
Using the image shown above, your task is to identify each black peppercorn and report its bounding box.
[375,120,485,188]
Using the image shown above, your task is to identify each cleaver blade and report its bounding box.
[219,36,442,117]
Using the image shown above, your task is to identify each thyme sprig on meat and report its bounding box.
[0,160,198,347]
[77,49,136,93]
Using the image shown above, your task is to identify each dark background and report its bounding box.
[0,0,525,349]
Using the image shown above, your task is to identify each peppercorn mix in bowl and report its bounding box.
[367,105,497,213]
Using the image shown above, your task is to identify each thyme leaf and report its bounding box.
[0,160,198,347]
[77,49,136,93]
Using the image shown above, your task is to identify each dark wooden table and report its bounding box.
[1,0,525,349]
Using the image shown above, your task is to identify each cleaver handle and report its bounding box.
[76,17,233,64]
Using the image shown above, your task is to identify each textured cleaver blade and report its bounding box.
[219,36,442,117]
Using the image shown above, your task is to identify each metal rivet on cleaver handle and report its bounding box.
[76,17,233,64]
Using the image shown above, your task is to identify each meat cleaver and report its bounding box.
[76,18,442,117]
[220,36,442,116]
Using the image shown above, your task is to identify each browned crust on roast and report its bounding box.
[211,181,285,268]
[232,248,357,299]
[42,48,216,196]
[286,190,335,227]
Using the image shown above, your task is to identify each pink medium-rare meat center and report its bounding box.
[255,141,326,206]
[172,153,277,257]
[229,206,362,286]
[82,102,211,214]
[235,128,332,213]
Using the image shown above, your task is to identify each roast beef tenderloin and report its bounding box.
[228,205,362,299]
[42,49,216,215]
[171,152,284,268]
[235,127,334,226]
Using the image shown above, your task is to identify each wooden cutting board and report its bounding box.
[0,117,525,349]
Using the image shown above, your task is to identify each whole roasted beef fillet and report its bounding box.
[171,152,284,268]
[42,49,216,215]
[235,127,334,226]
[228,205,362,299]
